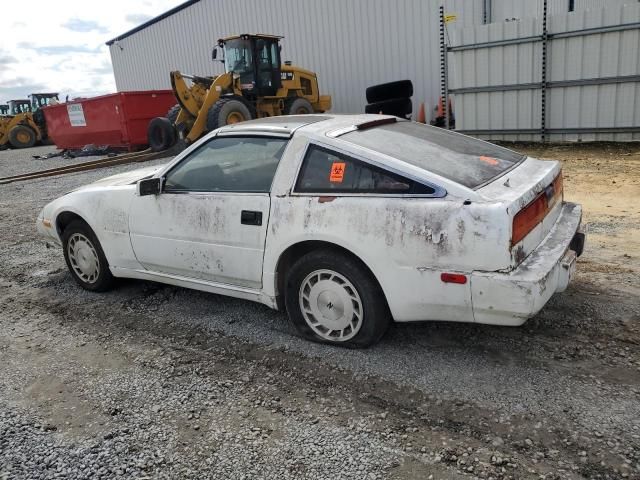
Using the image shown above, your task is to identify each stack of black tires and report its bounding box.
[364,80,413,119]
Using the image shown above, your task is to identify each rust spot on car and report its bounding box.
[318,196,336,203]
[457,219,466,241]
[513,244,526,264]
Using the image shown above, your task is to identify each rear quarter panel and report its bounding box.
[264,195,511,322]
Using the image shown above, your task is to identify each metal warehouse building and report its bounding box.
[108,0,640,142]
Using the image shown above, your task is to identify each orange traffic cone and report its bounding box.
[417,102,426,123]
[436,96,445,118]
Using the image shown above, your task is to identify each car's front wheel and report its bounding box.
[62,220,114,292]
[285,249,390,348]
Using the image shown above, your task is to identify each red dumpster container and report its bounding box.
[42,91,176,151]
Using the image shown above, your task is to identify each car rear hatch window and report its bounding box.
[341,121,525,189]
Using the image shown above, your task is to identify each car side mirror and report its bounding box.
[137,178,162,196]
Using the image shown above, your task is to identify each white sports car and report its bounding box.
[37,115,585,347]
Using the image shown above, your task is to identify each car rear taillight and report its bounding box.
[512,171,563,245]
[553,171,564,200]
[441,273,468,284]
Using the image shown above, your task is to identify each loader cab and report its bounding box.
[29,93,59,129]
[8,100,31,115]
[30,93,59,111]
[217,34,282,97]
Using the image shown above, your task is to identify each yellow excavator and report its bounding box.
[0,93,59,149]
[148,34,331,151]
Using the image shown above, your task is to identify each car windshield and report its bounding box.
[224,38,253,74]
[341,122,525,189]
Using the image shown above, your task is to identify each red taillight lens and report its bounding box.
[512,171,563,245]
[512,195,547,244]
[441,273,468,284]
[553,171,564,200]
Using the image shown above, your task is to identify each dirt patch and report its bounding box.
[514,142,640,279]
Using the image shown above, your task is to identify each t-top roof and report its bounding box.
[216,115,332,135]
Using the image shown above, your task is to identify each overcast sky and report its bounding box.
[0,0,182,103]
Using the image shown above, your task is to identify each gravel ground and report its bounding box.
[0,146,121,178]
[0,144,639,479]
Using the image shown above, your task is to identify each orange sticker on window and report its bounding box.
[480,155,499,166]
[329,162,346,183]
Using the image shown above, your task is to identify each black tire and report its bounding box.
[285,249,390,348]
[366,80,413,104]
[284,97,314,115]
[61,219,115,292]
[365,97,413,118]
[147,117,176,152]
[166,104,181,125]
[8,125,36,148]
[206,97,254,131]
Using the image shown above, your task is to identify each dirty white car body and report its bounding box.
[37,114,585,347]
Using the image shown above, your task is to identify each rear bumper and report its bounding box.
[470,202,584,326]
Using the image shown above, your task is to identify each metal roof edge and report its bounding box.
[106,0,201,46]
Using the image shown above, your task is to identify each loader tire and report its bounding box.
[9,125,36,149]
[206,97,253,131]
[166,104,180,125]
[284,97,314,115]
[148,117,176,152]
[365,97,413,118]
[366,80,414,104]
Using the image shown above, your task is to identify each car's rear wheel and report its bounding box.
[285,249,390,348]
[62,220,114,292]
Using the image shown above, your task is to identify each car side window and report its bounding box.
[164,136,288,193]
[294,144,435,194]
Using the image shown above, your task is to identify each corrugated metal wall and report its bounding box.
[108,0,638,140]
[110,0,456,117]
[575,0,638,11]
[449,17,543,141]
[448,2,640,141]
[490,0,635,22]
[108,0,536,117]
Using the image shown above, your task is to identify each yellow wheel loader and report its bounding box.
[30,92,60,140]
[0,93,58,149]
[0,100,40,149]
[148,34,331,151]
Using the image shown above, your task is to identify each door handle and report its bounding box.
[241,210,263,226]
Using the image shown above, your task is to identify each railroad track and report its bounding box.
[0,149,173,185]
